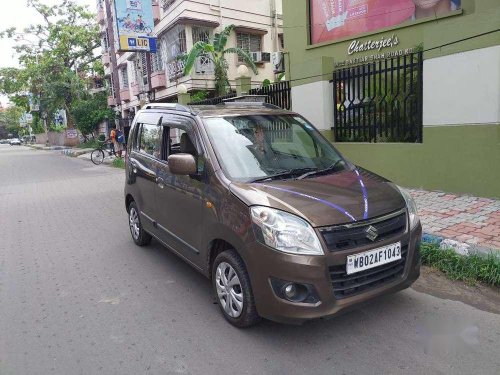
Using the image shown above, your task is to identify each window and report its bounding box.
[120,67,129,88]
[278,33,284,50]
[137,53,149,86]
[139,124,163,158]
[160,25,187,78]
[151,43,163,73]
[101,34,109,52]
[192,26,210,44]
[236,33,261,62]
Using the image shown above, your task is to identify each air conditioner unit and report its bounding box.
[271,52,285,73]
[251,52,271,63]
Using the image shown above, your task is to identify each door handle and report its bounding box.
[156,177,165,189]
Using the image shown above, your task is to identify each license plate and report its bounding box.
[346,242,402,275]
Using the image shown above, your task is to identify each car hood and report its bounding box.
[229,168,406,227]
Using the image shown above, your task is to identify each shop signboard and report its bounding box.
[114,0,157,52]
[309,0,461,45]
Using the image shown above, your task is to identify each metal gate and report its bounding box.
[333,51,423,143]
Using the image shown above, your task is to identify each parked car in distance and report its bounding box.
[124,101,422,327]
[0,139,10,144]
[10,138,22,146]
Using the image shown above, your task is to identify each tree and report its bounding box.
[0,0,100,128]
[0,106,25,138]
[183,25,258,96]
[71,92,115,140]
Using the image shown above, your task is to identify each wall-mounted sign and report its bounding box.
[66,129,78,139]
[348,34,399,55]
[114,0,157,52]
[310,0,461,45]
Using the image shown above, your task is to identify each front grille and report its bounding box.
[329,245,408,299]
[320,210,407,252]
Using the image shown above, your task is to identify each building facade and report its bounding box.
[98,0,284,126]
[283,0,499,198]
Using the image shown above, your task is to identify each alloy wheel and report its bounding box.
[129,207,140,240]
[215,262,244,318]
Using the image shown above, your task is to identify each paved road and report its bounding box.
[1,145,499,375]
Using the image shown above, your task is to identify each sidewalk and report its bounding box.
[410,189,500,254]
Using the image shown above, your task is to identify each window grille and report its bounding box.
[192,26,210,44]
[161,0,175,12]
[160,25,187,79]
[120,67,129,88]
[236,33,261,62]
[151,43,164,72]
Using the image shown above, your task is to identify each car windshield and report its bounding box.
[204,114,348,182]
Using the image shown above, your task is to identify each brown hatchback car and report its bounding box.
[124,102,422,327]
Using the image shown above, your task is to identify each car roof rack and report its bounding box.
[221,102,282,110]
[144,103,191,113]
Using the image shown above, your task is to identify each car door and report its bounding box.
[128,113,163,234]
[154,115,205,268]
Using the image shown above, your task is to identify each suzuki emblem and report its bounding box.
[365,225,378,241]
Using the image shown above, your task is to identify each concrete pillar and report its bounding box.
[236,76,251,96]
[177,93,191,105]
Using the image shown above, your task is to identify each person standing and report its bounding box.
[109,126,124,158]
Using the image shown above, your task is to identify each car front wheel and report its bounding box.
[128,201,152,246]
[212,250,260,328]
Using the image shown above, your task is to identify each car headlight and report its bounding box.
[250,206,324,255]
[396,186,420,229]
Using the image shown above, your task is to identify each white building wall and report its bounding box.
[423,45,500,126]
[291,80,334,131]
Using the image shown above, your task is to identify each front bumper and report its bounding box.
[244,224,422,324]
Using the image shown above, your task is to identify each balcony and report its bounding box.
[120,88,131,102]
[131,83,140,97]
[97,8,105,25]
[107,96,116,107]
[153,2,160,24]
[102,52,110,66]
[195,55,214,74]
[151,71,166,89]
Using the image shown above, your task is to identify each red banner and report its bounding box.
[310,0,461,44]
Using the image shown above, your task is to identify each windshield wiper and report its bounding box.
[250,167,317,183]
[296,159,345,180]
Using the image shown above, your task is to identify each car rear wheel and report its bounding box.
[212,250,260,328]
[128,201,152,246]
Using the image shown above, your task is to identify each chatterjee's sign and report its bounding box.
[310,0,461,45]
[114,0,157,52]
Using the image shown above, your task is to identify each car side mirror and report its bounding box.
[168,153,197,175]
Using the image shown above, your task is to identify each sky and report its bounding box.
[0,0,96,106]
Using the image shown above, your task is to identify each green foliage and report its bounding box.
[0,106,25,137]
[262,79,271,88]
[190,90,209,103]
[112,158,126,169]
[183,25,258,96]
[275,72,286,82]
[71,93,115,136]
[421,243,500,287]
[0,0,100,127]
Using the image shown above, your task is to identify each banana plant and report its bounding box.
[183,24,258,96]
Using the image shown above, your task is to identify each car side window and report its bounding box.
[139,124,163,159]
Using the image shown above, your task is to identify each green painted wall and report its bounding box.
[325,124,500,198]
[283,0,500,86]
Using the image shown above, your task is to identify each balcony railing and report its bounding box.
[161,0,176,12]
[166,59,186,80]
[195,55,214,74]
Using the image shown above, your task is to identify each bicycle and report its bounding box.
[91,141,118,165]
